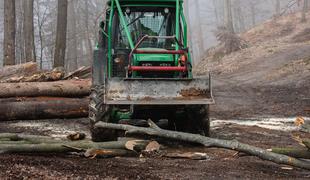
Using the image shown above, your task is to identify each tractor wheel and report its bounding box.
[185,105,210,136]
[89,86,118,142]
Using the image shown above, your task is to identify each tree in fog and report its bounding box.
[66,0,78,71]
[301,0,309,22]
[275,0,281,16]
[3,0,16,66]
[224,0,234,33]
[54,0,68,68]
[24,0,36,62]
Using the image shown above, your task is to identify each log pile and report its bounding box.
[0,63,91,121]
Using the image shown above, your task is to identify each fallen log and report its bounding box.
[95,120,310,170]
[0,97,88,120]
[0,79,91,98]
[0,133,66,143]
[0,135,150,157]
[0,140,148,154]
[2,68,65,83]
[0,62,37,81]
[271,148,310,159]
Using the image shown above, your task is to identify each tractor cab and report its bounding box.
[101,0,190,78]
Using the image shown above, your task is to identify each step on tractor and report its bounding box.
[90,0,214,141]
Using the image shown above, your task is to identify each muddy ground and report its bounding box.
[0,79,309,179]
[0,119,310,179]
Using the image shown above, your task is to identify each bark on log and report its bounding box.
[2,69,65,83]
[0,137,150,155]
[0,97,88,120]
[0,133,66,143]
[0,62,37,81]
[0,80,91,98]
[271,148,310,159]
[95,120,310,170]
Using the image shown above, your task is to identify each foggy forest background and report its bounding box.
[0,0,308,71]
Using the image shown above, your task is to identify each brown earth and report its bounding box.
[196,12,310,119]
[0,119,310,179]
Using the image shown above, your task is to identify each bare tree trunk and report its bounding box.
[66,0,78,71]
[224,0,234,33]
[184,0,195,64]
[250,2,256,27]
[275,0,281,17]
[234,0,245,33]
[23,0,36,62]
[301,0,309,22]
[212,0,219,26]
[3,0,16,66]
[16,0,25,64]
[193,0,204,62]
[54,0,68,68]
[84,0,93,64]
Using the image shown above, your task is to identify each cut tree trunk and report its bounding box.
[95,120,310,170]
[0,80,91,98]
[0,135,150,157]
[0,140,144,154]
[271,148,310,159]
[0,62,37,81]
[0,97,88,120]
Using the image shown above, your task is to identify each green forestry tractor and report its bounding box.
[90,0,214,141]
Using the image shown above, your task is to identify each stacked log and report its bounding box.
[0,62,38,82]
[0,63,92,121]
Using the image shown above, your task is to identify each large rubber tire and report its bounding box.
[175,105,210,137]
[186,105,210,137]
[89,86,118,142]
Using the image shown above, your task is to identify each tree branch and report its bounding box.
[95,121,310,170]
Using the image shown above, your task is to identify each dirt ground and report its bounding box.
[0,118,310,180]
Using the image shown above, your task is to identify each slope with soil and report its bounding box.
[195,12,310,119]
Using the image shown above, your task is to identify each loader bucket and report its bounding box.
[104,75,214,105]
